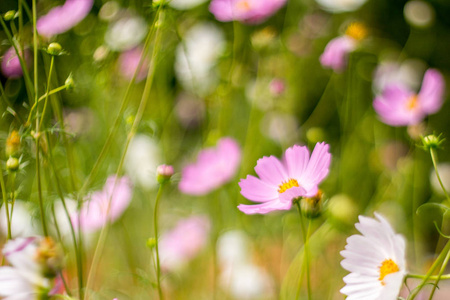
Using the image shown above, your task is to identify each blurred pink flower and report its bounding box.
[269,78,286,96]
[209,0,287,24]
[1,46,31,79]
[118,46,149,82]
[320,22,367,72]
[37,0,94,37]
[71,176,133,232]
[238,142,331,214]
[159,216,210,272]
[179,137,241,195]
[373,69,445,126]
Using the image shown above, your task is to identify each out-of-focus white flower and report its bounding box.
[175,93,206,128]
[315,0,368,13]
[430,163,450,196]
[0,201,38,238]
[175,23,225,96]
[217,230,250,266]
[168,0,208,10]
[105,14,148,51]
[404,1,435,28]
[260,112,299,145]
[125,134,161,189]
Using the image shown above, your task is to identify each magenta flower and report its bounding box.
[118,46,149,82]
[179,137,241,195]
[71,176,133,232]
[37,0,94,37]
[373,69,445,126]
[320,22,368,72]
[159,216,210,272]
[1,46,31,79]
[238,142,331,214]
[209,0,287,24]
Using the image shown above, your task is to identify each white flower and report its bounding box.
[0,201,39,238]
[341,213,406,300]
[175,23,225,96]
[105,14,148,51]
[315,0,368,13]
[168,0,208,10]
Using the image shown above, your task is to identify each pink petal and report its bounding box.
[418,68,445,114]
[254,155,288,187]
[278,186,307,202]
[284,145,309,179]
[238,200,292,215]
[320,36,356,72]
[239,175,278,202]
[299,142,331,193]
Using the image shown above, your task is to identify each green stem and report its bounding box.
[38,56,54,132]
[26,84,70,126]
[430,148,450,201]
[0,165,11,240]
[406,274,450,280]
[429,245,450,299]
[154,184,165,300]
[296,201,312,300]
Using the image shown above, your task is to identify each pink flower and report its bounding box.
[37,0,94,37]
[1,46,31,79]
[238,142,331,214]
[71,176,133,232]
[209,0,287,24]
[179,137,241,195]
[118,46,149,82]
[159,216,210,272]
[320,22,367,72]
[373,69,445,126]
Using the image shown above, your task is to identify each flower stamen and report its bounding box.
[378,258,399,285]
[406,94,419,111]
[345,22,368,41]
[235,0,251,12]
[278,178,299,194]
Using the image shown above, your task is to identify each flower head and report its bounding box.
[179,137,241,195]
[1,46,31,79]
[118,46,149,82]
[373,68,445,126]
[341,213,406,300]
[71,176,133,232]
[159,216,210,272]
[315,0,368,13]
[37,0,94,37]
[238,142,331,214]
[209,0,287,24]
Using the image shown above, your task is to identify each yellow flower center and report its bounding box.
[406,94,419,111]
[278,178,299,194]
[378,258,400,285]
[235,0,251,12]
[345,22,368,41]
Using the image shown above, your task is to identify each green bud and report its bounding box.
[147,237,157,249]
[421,134,445,150]
[156,164,174,184]
[6,157,19,171]
[47,42,63,56]
[65,74,75,91]
[300,190,323,219]
[4,10,16,21]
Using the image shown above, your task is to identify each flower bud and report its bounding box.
[156,164,174,184]
[6,157,19,171]
[4,10,16,21]
[6,130,20,157]
[146,237,157,249]
[47,42,63,56]
[300,190,323,219]
[65,74,75,91]
[421,134,444,150]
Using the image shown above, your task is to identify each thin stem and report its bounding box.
[429,245,450,299]
[296,201,312,300]
[153,184,165,300]
[38,56,54,132]
[430,148,450,201]
[406,274,450,280]
[26,84,70,126]
[0,166,11,240]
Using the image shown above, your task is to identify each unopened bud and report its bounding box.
[300,190,324,219]
[146,237,157,249]
[6,157,19,171]
[47,42,63,56]
[6,130,20,157]
[156,164,174,184]
[4,10,16,21]
[421,134,444,150]
[65,74,75,91]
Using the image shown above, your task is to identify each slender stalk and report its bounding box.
[429,247,450,299]
[295,201,312,300]
[38,56,54,132]
[26,84,70,126]
[0,166,11,240]
[153,184,165,300]
[406,274,450,280]
[430,148,450,201]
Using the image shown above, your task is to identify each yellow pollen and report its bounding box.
[406,94,419,111]
[345,22,368,41]
[378,259,399,285]
[235,0,251,11]
[278,178,299,194]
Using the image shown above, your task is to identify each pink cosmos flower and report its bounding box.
[209,0,287,24]
[373,69,445,126]
[179,137,241,195]
[238,142,331,214]
[37,0,94,37]
[1,46,31,79]
[159,216,210,272]
[118,46,149,82]
[320,22,367,72]
[71,176,133,232]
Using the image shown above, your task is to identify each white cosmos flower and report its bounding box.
[168,0,208,10]
[340,213,406,300]
[0,201,39,238]
[315,0,368,13]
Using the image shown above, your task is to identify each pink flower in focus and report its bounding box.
[159,216,210,272]
[209,0,287,24]
[71,176,133,232]
[179,137,241,195]
[373,69,445,126]
[118,47,149,82]
[320,22,368,72]
[37,0,94,37]
[1,47,31,79]
[238,142,331,214]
